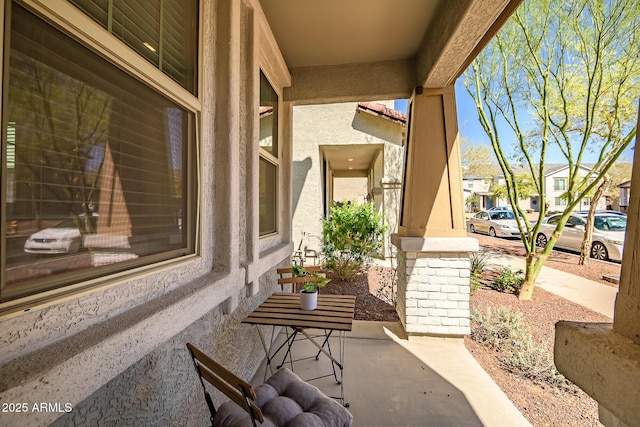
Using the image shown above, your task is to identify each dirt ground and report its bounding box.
[321,235,617,426]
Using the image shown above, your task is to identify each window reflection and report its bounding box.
[258,71,278,236]
[3,5,194,300]
[259,72,278,157]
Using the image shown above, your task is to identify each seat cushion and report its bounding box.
[213,368,352,427]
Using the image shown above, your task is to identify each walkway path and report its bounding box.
[482,248,617,319]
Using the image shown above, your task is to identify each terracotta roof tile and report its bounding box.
[357,102,407,125]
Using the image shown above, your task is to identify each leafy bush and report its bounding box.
[491,267,524,295]
[321,202,387,280]
[471,306,578,393]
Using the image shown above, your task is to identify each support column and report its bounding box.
[554,104,640,426]
[392,86,477,336]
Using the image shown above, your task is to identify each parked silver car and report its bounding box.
[469,210,522,238]
[535,213,626,261]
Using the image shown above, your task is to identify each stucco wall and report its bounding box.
[292,102,404,257]
[0,1,293,425]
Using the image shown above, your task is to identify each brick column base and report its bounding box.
[391,235,479,336]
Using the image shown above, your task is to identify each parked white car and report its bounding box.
[535,213,626,262]
[469,210,522,238]
[24,215,96,255]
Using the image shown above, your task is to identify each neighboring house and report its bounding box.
[463,163,607,213]
[543,164,607,212]
[462,175,493,211]
[292,101,406,258]
[618,179,632,213]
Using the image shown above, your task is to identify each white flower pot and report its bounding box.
[300,290,318,310]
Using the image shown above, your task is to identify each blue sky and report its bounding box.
[393,80,635,165]
[392,81,496,147]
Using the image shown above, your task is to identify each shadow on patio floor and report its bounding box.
[252,321,530,427]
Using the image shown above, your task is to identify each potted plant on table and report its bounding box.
[292,265,330,310]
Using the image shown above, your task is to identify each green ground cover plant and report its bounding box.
[471,306,578,393]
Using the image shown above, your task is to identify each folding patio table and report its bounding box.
[242,292,355,406]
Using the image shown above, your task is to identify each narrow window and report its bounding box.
[258,71,278,236]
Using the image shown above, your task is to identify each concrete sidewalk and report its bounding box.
[482,249,617,319]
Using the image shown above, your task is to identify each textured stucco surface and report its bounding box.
[555,322,640,427]
[49,270,283,427]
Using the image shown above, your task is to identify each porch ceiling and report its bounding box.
[322,145,381,176]
[259,0,439,68]
[259,0,522,104]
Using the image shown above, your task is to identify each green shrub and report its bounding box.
[321,201,387,280]
[491,267,523,295]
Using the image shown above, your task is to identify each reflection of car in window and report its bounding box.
[24,214,97,255]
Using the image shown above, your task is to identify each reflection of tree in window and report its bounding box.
[3,5,194,298]
[10,51,111,235]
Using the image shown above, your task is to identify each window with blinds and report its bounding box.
[68,0,198,94]
[2,4,196,302]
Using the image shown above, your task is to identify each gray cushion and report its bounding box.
[213,368,353,427]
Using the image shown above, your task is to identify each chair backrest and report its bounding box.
[186,343,264,426]
[277,266,322,292]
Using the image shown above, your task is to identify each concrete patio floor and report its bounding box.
[253,321,531,427]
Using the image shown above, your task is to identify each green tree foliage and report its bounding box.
[465,0,640,300]
[490,174,536,202]
[461,137,499,178]
[321,202,388,280]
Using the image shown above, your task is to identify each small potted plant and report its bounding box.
[292,265,330,310]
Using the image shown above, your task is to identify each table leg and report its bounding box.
[255,325,297,381]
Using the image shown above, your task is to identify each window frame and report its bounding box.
[258,69,280,238]
[0,0,201,308]
[554,197,568,206]
[554,178,566,191]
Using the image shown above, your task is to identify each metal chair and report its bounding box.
[187,343,263,427]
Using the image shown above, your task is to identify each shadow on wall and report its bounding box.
[292,157,313,215]
[352,110,402,145]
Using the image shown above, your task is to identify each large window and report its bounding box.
[1,4,197,302]
[259,71,278,236]
[69,0,199,94]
